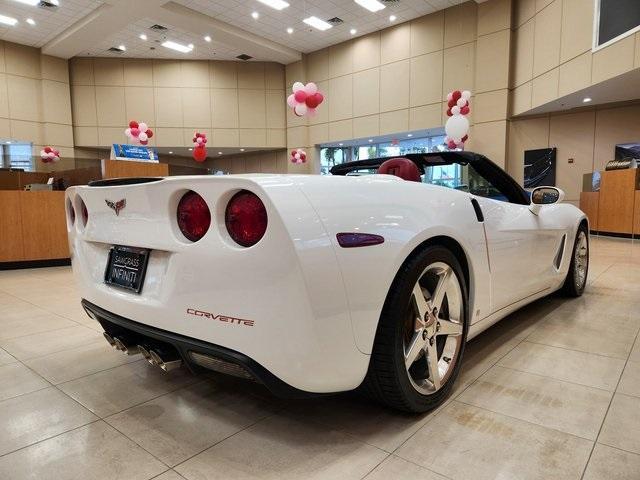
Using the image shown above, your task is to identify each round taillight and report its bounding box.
[79,198,88,226]
[67,199,75,225]
[177,191,211,242]
[225,190,267,247]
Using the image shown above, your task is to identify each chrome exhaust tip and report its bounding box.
[148,349,182,372]
[138,345,152,363]
[103,332,116,347]
[112,337,140,355]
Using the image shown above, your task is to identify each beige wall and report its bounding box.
[0,41,74,171]
[285,0,513,172]
[508,102,640,204]
[69,58,287,152]
[212,149,288,174]
[511,0,640,115]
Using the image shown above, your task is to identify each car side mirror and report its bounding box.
[529,186,565,215]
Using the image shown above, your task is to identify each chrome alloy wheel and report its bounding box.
[574,231,588,290]
[403,262,464,395]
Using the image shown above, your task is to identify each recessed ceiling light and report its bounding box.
[251,11,259,19]
[169,151,173,154]
[350,28,357,35]
[6,141,11,144]
[354,0,385,13]
[389,15,396,22]
[583,97,592,103]
[139,33,147,40]
[257,0,289,10]
[407,133,413,137]
[161,40,193,53]
[204,35,211,42]
[26,18,35,25]
[303,16,332,31]
[11,0,39,5]
[188,148,192,151]
[240,148,245,151]
[338,143,343,146]
[286,27,293,34]
[218,151,222,155]
[0,14,18,26]
[368,139,373,143]
[118,45,126,51]
[188,43,194,49]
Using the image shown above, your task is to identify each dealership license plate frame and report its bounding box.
[104,245,150,294]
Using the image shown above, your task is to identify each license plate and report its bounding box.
[104,246,150,293]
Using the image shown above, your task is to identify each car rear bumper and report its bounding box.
[81,299,312,398]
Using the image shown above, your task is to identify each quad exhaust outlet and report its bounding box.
[102,332,182,371]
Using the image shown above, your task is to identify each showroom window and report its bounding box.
[320,134,452,175]
[0,143,34,171]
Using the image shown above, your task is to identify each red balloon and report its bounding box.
[129,120,139,129]
[452,90,462,101]
[314,92,324,105]
[305,95,320,108]
[130,127,140,137]
[193,146,207,162]
[140,140,148,146]
[447,140,457,149]
[44,146,52,153]
[462,134,468,142]
[460,106,470,115]
[447,99,457,108]
[294,90,307,103]
[446,108,453,117]
[146,129,153,138]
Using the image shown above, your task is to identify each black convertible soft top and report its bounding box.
[329,151,530,206]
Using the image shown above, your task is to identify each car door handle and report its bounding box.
[470,198,484,222]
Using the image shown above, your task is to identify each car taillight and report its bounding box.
[80,198,88,226]
[225,190,267,247]
[177,191,211,242]
[67,199,75,225]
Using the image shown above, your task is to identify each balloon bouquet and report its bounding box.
[287,82,324,117]
[40,146,60,163]
[192,132,207,163]
[444,90,471,150]
[290,148,306,164]
[124,120,154,145]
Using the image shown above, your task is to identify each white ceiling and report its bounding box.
[0,0,467,62]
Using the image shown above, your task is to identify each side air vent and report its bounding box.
[107,47,125,53]
[380,0,401,4]
[554,235,567,269]
[236,54,253,61]
[149,24,168,31]
[327,17,344,25]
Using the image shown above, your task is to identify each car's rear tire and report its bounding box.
[561,224,589,297]
[362,245,468,413]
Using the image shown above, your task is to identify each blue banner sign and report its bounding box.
[112,144,159,162]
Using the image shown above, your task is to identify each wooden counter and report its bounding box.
[579,192,599,232]
[102,159,168,179]
[0,191,69,264]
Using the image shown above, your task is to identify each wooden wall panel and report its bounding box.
[635,191,640,238]
[579,191,599,232]
[20,191,69,261]
[597,170,637,234]
[0,191,25,261]
[102,159,169,179]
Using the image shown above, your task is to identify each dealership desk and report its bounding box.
[0,160,169,268]
[579,169,640,237]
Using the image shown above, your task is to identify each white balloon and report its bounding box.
[461,90,471,101]
[295,153,301,160]
[125,128,131,137]
[305,82,318,95]
[138,132,148,142]
[451,105,461,115]
[446,92,453,102]
[138,122,148,133]
[445,114,469,140]
[456,98,466,108]
[287,94,296,108]
[294,103,307,116]
[292,82,305,92]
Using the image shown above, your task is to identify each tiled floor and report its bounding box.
[0,236,639,479]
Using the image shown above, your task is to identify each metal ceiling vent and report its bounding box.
[236,54,253,61]
[327,17,343,25]
[149,24,168,32]
[108,47,125,53]
[38,0,59,9]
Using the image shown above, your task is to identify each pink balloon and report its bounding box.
[138,132,148,142]
[314,92,324,105]
[294,90,307,103]
[456,98,467,108]
[287,94,296,108]
[304,82,318,95]
[138,122,148,133]
[196,137,203,144]
[130,128,140,137]
[294,103,307,116]
[307,107,317,117]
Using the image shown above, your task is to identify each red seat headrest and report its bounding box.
[377,158,421,182]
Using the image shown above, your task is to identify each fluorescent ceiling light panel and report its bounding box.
[161,40,193,53]
[303,16,332,31]
[11,0,39,6]
[0,14,18,26]
[257,0,289,10]
[354,0,385,12]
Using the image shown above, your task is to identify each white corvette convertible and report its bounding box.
[66,152,588,412]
